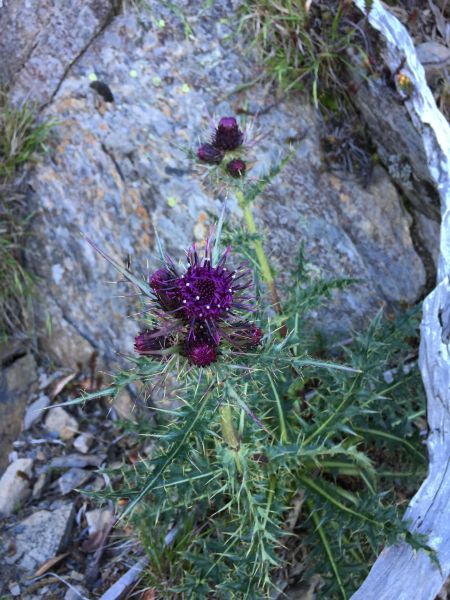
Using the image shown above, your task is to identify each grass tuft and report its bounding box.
[0,92,54,338]
[0,93,53,181]
[239,0,366,109]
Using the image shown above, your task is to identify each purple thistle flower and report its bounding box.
[226,159,246,178]
[135,328,173,356]
[183,330,218,367]
[186,340,217,367]
[197,143,224,165]
[147,239,254,346]
[175,242,253,344]
[213,117,244,151]
[226,321,263,350]
[150,267,181,312]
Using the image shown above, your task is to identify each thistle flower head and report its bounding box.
[197,143,224,165]
[150,267,180,312]
[227,159,246,178]
[146,238,254,348]
[131,232,259,366]
[226,321,263,349]
[183,333,218,367]
[213,117,244,151]
[135,328,173,356]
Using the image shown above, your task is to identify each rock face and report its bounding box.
[0,0,433,367]
[0,354,38,473]
[0,0,118,101]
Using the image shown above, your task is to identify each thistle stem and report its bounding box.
[220,404,242,474]
[235,190,282,315]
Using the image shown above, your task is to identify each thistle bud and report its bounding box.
[226,159,246,178]
[213,117,244,151]
[135,329,172,355]
[150,268,180,312]
[197,143,224,165]
[184,337,218,367]
[228,321,263,349]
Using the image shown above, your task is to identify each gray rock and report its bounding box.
[23,394,51,430]
[32,471,48,500]
[0,1,431,365]
[9,583,21,597]
[348,49,441,236]
[0,354,38,472]
[64,586,88,600]
[50,453,104,468]
[10,503,74,573]
[73,433,93,454]
[112,389,135,420]
[55,468,92,495]
[416,41,450,77]
[0,339,27,364]
[85,506,114,535]
[44,407,79,441]
[0,0,117,102]
[0,458,33,516]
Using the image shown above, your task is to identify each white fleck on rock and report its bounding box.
[23,394,51,430]
[73,433,93,454]
[0,458,34,516]
[44,407,79,440]
[10,503,75,573]
[51,263,65,284]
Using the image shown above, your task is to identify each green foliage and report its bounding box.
[0,94,53,181]
[239,0,366,109]
[0,93,53,337]
[81,255,426,598]
[73,112,427,598]
[0,201,34,338]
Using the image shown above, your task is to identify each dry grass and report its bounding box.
[0,92,53,338]
[0,94,53,181]
[239,0,367,108]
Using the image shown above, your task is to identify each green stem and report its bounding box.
[235,189,281,313]
[262,475,277,530]
[267,372,288,443]
[220,404,242,474]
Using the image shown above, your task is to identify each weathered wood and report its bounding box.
[351,2,450,599]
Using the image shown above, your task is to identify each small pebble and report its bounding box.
[73,434,93,454]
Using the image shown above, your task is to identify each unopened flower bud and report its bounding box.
[227,159,246,178]
[197,143,224,165]
[135,329,172,355]
[185,338,218,367]
[213,117,244,151]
